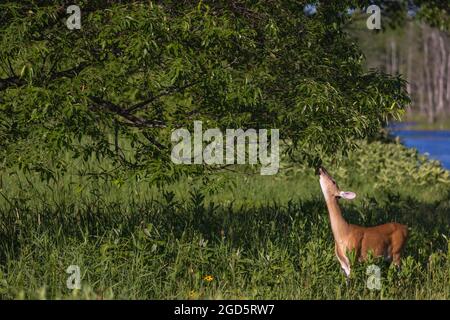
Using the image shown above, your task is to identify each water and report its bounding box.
[389,123,450,169]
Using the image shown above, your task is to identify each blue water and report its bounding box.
[389,125,450,169]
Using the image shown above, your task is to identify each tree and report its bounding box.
[0,1,419,183]
[350,2,450,124]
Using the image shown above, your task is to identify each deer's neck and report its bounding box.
[325,196,349,241]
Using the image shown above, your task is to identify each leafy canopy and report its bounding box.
[0,0,416,182]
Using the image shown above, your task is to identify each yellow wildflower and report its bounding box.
[203,275,214,282]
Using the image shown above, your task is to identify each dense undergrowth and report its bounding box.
[0,140,449,299]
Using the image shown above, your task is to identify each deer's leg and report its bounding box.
[392,252,402,268]
[391,228,407,268]
[335,244,351,280]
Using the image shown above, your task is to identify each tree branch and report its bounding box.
[0,61,91,91]
[88,95,166,128]
[49,61,90,81]
[127,80,202,113]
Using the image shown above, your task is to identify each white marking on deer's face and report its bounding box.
[318,166,356,201]
[318,166,340,198]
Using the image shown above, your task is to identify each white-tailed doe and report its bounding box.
[318,166,408,280]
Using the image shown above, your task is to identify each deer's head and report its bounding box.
[317,166,356,201]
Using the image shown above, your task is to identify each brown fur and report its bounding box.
[318,166,408,277]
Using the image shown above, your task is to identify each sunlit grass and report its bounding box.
[0,141,449,299]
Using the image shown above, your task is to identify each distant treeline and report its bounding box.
[353,19,450,123]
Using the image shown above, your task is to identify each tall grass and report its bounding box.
[0,141,449,299]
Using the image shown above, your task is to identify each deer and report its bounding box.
[317,166,408,281]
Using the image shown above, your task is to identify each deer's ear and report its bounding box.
[339,191,356,200]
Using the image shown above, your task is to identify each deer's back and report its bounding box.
[345,222,408,260]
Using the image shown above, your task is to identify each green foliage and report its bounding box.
[332,140,450,193]
[1,0,449,301]
[415,0,450,31]
[0,1,411,181]
[0,140,449,299]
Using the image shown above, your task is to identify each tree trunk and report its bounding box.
[447,52,450,109]
[406,22,414,116]
[390,38,397,74]
[436,31,446,116]
[423,25,435,123]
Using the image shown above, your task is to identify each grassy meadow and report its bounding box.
[0,140,449,299]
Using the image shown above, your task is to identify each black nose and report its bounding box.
[315,166,322,176]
